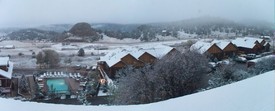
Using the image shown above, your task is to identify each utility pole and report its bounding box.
[273,32,275,52]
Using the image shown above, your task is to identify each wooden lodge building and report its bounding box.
[190,41,224,61]
[98,45,177,78]
[232,37,269,54]
[211,40,238,58]
[191,37,271,61]
[0,57,14,94]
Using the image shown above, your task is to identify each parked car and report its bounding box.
[234,56,247,63]
[74,65,81,70]
[245,54,256,60]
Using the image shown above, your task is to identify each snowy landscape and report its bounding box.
[0,0,274,111]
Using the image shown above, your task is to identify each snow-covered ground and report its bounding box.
[97,34,141,43]
[0,39,187,68]
[155,35,178,41]
[178,31,198,38]
[1,70,274,111]
[210,31,237,37]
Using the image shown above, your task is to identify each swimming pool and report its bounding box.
[46,79,69,94]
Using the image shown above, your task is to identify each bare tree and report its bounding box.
[250,57,275,74]
[112,65,155,104]
[111,50,209,105]
[182,40,196,48]
[36,50,60,68]
[208,63,251,88]
[36,51,45,68]
[152,51,209,100]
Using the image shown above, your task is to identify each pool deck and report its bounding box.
[65,78,81,95]
[39,77,82,95]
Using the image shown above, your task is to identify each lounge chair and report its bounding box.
[77,73,82,78]
[69,73,73,78]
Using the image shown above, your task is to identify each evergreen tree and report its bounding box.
[78,48,85,56]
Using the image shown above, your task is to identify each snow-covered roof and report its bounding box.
[190,41,212,54]
[0,57,9,66]
[0,70,274,111]
[264,42,269,46]
[231,37,257,49]
[0,57,13,79]
[100,45,174,67]
[100,48,131,67]
[211,40,231,50]
[140,45,174,58]
[244,37,264,43]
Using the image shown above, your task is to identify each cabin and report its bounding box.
[263,42,271,52]
[211,40,238,58]
[138,52,157,64]
[98,48,135,78]
[232,37,263,54]
[98,45,176,78]
[190,41,223,61]
[0,57,14,94]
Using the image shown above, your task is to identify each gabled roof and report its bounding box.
[190,41,212,54]
[100,45,174,67]
[0,57,13,79]
[264,42,270,46]
[140,45,174,58]
[211,40,231,50]
[232,37,257,49]
[244,37,264,43]
[100,48,133,67]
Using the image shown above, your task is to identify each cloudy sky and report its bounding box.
[0,0,273,28]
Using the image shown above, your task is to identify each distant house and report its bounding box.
[232,37,264,54]
[0,57,14,94]
[190,41,223,60]
[211,40,238,58]
[98,45,177,78]
[263,42,271,52]
[161,30,170,36]
[260,36,271,41]
[0,45,15,49]
[138,52,157,64]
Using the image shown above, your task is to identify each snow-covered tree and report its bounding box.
[208,63,251,88]
[112,50,209,104]
[19,75,30,93]
[36,50,60,68]
[250,57,275,74]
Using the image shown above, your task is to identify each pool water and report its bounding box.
[46,79,69,94]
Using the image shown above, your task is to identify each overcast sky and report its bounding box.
[0,0,274,28]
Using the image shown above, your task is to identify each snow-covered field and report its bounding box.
[97,34,141,43]
[0,38,187,68]
[1,70,274,111]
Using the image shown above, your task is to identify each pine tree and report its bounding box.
[78,48,85,56]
